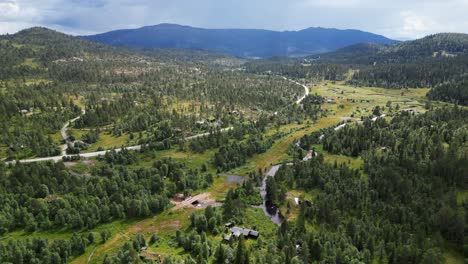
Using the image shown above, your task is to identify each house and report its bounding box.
[227,226,260,240]
[225,222,234,228]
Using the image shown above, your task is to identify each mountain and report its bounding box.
[82,23,397,58]
[315,33,468,64]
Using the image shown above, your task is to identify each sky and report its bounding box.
[1,0,468,39]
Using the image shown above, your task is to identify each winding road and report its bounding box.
[282,76,310,104]
[5,77,309,164]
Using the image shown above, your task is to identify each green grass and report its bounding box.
[280,189,321,220]
[83,132,131,152]
[456,189,468,206]
[66,160,92,174]
[243,207,278,239]
[77,209,194,264]
[442,241,464,264]
[21,58,40,68]
[0,146,8,160]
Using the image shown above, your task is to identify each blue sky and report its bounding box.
[1,0,467,39]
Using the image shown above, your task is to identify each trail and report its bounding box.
[87,247,97,264]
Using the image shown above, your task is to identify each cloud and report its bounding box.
[0,0,467,38]
[398,11,433,38]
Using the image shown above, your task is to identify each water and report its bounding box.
[219,174,245,184]
[259,165,284,226]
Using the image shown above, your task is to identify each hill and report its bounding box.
[82,23,397,58]
[315,33,468,64]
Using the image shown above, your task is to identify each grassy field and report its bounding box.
[84,133,132,152]
[280,189,321,221]
[21,58,40,68]
[74,209,195,264]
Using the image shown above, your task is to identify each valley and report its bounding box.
[0,26,466,264]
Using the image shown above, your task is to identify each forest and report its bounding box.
[0,26,467,264]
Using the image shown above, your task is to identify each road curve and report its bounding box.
[281,76,310,104]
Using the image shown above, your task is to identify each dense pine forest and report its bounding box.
[0,27,466,264]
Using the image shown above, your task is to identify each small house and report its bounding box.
[228,226,260,240]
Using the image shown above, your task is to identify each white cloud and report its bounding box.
[0,0,466,38]
[0,1,20,17]
[398,11,434,38]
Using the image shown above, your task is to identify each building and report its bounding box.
[224,226,260,242]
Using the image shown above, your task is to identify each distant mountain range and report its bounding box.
[82,23,397,58]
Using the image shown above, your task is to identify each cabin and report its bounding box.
[225,222,234,228]
[227,226,260,240]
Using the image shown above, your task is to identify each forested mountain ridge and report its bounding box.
[0,27,241,81]
[82,23,397,58]
[315,33,468,64]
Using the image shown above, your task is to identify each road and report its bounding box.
[281,76,310,104]
[6,76,307,164]
[6,127,233,164]
[60,109,85,155]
